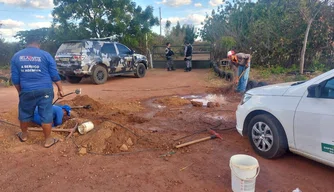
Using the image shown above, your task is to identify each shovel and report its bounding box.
[53,88,81,105]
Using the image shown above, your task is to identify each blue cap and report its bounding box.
[60,105,71,116]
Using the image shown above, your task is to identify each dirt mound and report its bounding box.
[58,95,103,110]
[154,96,191,107]
[74,121,138,154]
[0,94,170,154]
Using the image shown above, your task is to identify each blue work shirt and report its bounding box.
[33,105,64,127]
[10,47,61,91]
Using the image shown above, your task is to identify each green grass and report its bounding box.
[1,80,12,87]
[284,74,309,82]
[0,65,10,70]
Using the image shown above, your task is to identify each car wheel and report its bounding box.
[257,81,268,87]
[91,65,108,84]
[246,80,257,91]
[66,76,82,84]
[219,71,226,78]
[134,63,146,78]
[248,114,288,159]
[225,72,233,81]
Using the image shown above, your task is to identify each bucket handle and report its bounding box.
[229,163,260,180]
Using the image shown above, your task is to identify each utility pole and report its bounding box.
[159,7,162,37]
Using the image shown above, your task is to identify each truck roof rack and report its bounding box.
[88,38,112,41]
[62,36,118,43]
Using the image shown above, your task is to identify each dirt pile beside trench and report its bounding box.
[0,94,174,154]
[74,121,138,154]
[153,96,191,107]
[58,95,171,154]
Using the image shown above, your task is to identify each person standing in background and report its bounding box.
[165,42,176,71]
[184,42,193,72]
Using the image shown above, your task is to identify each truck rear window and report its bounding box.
[56,43,83,54]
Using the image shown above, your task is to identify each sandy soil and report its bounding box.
[0,69,333,192]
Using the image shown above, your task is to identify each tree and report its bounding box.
[14,28,60,55]
[200,0,333,69]
[299,0,329,74]
[184,25,197,44]
[15,28,50,44]
[52,0,159,44]
[175,21,182,36]
[165,22,186,46]
[165,20,172,36]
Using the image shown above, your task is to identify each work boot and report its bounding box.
[184,67,189,72]
[189,67,192,71]
[167,68,171,71]
[171,67,176,71]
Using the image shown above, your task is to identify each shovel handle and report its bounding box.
[175,135,216,149]
[52,91,76,105]
[238,69,247,81]
[28,128,72,133]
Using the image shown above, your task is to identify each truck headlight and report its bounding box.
[241,93,252,105]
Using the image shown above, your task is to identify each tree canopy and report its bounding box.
[164,21,198,46]
[52,0,159,48]
[201,0,334,70]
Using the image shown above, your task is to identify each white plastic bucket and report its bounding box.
[78,121,94,134]
[229,154,260,192]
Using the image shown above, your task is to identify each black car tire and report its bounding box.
[134,63,146,78]
[247,114,288,159]
[91,65,108,84]
[219,71,226,78]
[213,66,218,73]
[66,76,82,84]
[257,81,268,87]
[246,80,257,91]
[225,72,233,81]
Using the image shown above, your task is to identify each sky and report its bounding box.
[0,0,224,42]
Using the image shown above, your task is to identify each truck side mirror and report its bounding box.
[307,84,321,98]
[130,49,135,55]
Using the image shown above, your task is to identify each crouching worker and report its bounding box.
[32,105,72,127]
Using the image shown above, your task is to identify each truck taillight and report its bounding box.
[72,55,86,61]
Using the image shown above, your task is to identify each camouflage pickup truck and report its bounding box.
[55,39,148,84]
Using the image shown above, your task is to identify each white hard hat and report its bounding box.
[227,50,235,57]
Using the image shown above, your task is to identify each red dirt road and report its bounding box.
[0,69,333,192]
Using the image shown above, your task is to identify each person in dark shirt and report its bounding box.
[165,42,176,71]
[33,105,72,127]
[11,35,65,148]
[184,42,193,72]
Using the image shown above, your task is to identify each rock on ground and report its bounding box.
[191,101,203,107]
